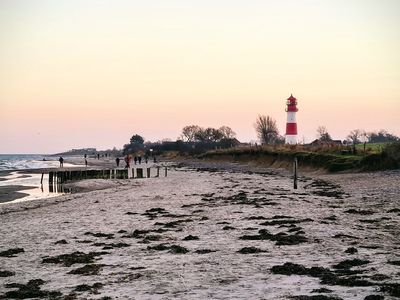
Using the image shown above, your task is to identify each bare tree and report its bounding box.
[181,125,202,142]
[219,126,236,139]
[346,129,365,145]
[316,126,332,142]
[254,115,279,145]
[194,127,223,142]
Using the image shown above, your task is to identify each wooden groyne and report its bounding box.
[44,167,168,191]
[47,167,168,182]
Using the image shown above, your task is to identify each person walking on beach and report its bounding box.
[124,155,130,168]
[97,153,100,160]
[138,156,142,164]
[145,154,149,164]
[116,157,120,167]
[59,156,64,168]
[134,156,138,165]
[85,159,88,167]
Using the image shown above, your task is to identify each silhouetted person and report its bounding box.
[97,154,100,160]
[134,156,138,165]
[124,156,130,168]
[84,154,87,159]
[59,156,64,168]
[145,154,149,164]
[138,156,142,164]
[116,157,120,167]
[85,159,88,167]
[153,156,157,163]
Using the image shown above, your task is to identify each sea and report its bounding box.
[0,154,74,204]
[0,154,60,171]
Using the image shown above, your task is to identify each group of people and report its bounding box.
[58,154,156,169]
[117,154,156,168]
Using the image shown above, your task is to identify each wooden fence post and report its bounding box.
[293,157,298,189]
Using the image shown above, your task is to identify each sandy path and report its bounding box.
[0,163,399,299]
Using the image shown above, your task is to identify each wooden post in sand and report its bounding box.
[164,167,168,177]
[128,167,133,179]
[147,168,151,178]
[40,173,44,185]
[156,166,160,177]
[49,172,53,185]
[293,157,298,189]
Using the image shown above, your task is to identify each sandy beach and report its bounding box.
[0,160,399,299]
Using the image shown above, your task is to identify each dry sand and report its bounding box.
[0,160,399,299]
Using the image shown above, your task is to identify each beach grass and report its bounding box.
[197,142,400,172]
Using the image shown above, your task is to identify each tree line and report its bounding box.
[316,127,399,144]
[121,117,399,155]
[180,125,236,142]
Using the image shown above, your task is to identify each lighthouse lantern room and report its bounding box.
[285,94,298,144]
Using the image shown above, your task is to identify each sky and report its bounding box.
[0,0,399,153]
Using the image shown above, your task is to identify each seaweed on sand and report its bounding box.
[0,248,24,257]
[183,235,199,241]
[237,247,266,254]
[290,296,342,300]
[68,264,105,276]
[74,282,103,292]
[1,279,62,299]
[0,270,15,277]
[42,251,107,267]
[332,259,370,270]
[84,232,114,239]
[147,244,189,254]
[240,229,308,246]
[271,262,374,287]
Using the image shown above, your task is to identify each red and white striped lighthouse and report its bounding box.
[285,94,298,144]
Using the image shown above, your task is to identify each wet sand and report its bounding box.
[0,185,36,203]
[0,160,399,299]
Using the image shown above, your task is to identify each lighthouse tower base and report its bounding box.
[285,135,297,145]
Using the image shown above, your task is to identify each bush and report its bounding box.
[360,142,400,171]
[383,142,400,162]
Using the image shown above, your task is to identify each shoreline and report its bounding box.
[0,156,113,205]
[0,156,168,205]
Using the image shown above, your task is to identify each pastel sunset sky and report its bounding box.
[1,0,399,153]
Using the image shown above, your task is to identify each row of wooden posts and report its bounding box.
[42,166,168,186]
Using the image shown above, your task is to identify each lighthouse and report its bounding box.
[285,94,298,144]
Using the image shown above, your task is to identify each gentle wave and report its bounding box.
[0,154,60,171]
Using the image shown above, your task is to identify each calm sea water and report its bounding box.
[0,154,60,171]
